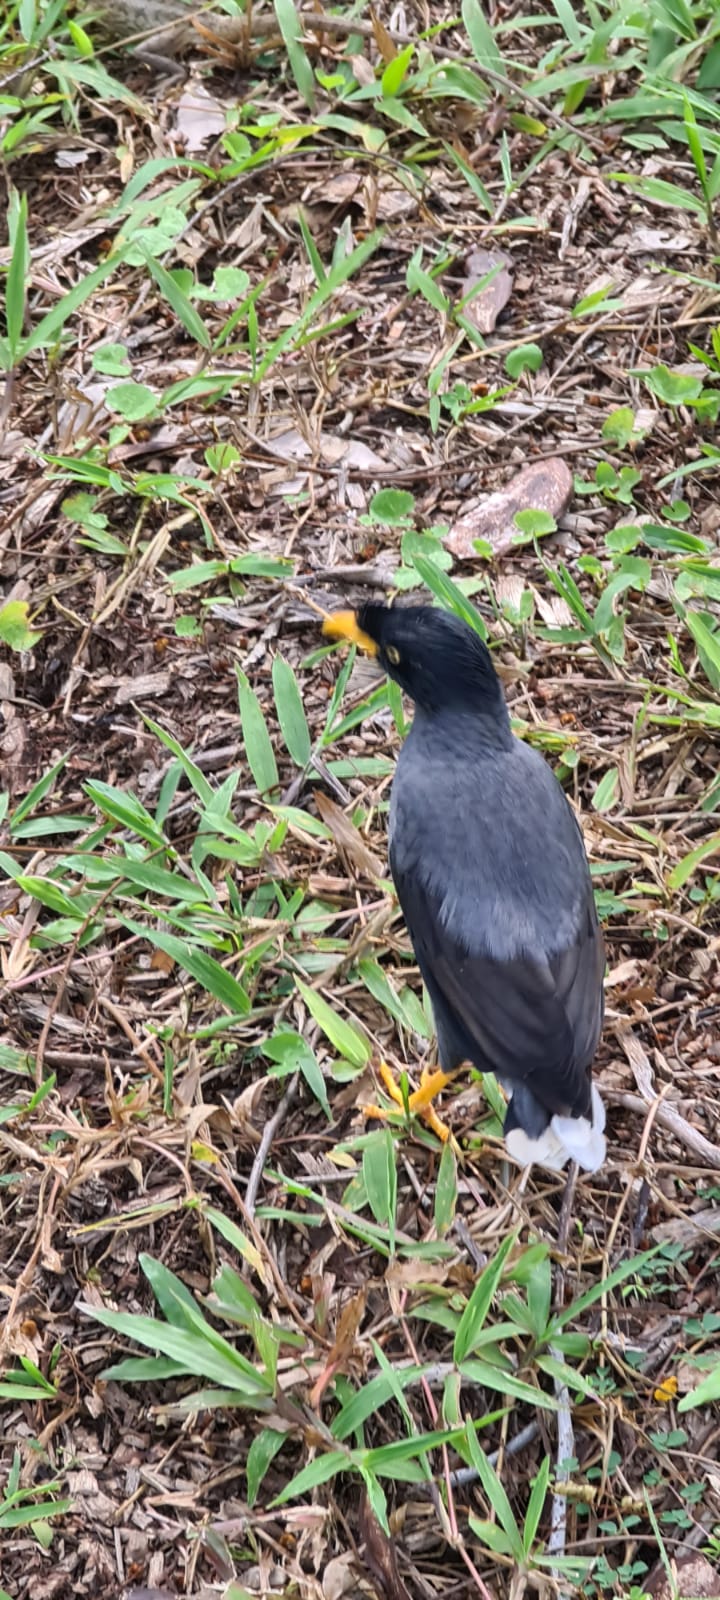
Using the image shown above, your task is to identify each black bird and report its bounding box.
[322,602,606,1172]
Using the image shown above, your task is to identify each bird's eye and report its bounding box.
[386,645,401,666]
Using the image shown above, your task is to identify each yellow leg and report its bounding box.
[363,1061,458,1142]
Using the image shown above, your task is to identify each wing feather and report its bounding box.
[390,843,604,1118]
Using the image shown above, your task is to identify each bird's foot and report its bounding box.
[363,1060,457,1143]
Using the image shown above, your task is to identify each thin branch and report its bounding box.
[245,1074,300,1218]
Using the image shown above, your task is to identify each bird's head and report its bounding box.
[323,602,507,718]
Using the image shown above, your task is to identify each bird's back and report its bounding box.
[391,720,593,962]
[389,716,605,1104]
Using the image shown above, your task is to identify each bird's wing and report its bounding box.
[389,844,604,1117]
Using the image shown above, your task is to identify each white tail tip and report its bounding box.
[506,1086,606,1174]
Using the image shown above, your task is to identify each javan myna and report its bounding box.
[323,602,606,1172]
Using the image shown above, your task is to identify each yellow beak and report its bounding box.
[322,609,378,656]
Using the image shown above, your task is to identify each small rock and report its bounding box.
[444,458,573,560]
[644,1553,720,1599]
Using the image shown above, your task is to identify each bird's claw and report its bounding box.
[363,1061,457,1144]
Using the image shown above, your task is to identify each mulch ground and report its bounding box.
[1,7,720,1598]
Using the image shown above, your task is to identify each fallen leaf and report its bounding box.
[309,1290,366,1407]
[626,224,696,255]
[267,426,387,472]
[386,1257,452,1290]
[173,83,226,151]
[530,585,574,628]
[315,791,385,880]
[445,458,573,560]
[323,1553,358,1600]
[358,1494,414,1600]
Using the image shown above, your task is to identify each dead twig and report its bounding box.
[615,1030,720,1170]
[245,1073,300,1218]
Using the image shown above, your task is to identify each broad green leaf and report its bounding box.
[106,381,159,421]
[11,755,68,828]
[460,1358,558,1409]
[86,1306,271,1395]
[247,1428,286,1507]
[524,1456,551,1551]
[463,1425,524,1560]
[454,1233,517,1362]
[641,363,704,405]
[237,669,279,794]
[548,1247,660,1333]
[5,192,29,363]
[462,0,502,71]
[332,1367,424,1440]
[0,600,41,651]
[381,44,414,98]
[369,488,415,525]
[505,342,543,379]
[262,1029,331,1120]
[434,1140,457,1235]
[608,173,705,215]
[272,655,311,766]
[295,976,369,1067]
[100,1355,187,1382]
[273,0,316,107]
[205,1207,266,1279]
[140,246,211,348]
[15,876,91,918]
[406,250,450,314]
[109,857,207,903]
[592,767,619,813]
[667,831,720,890]
[22,252,123,356]
[118,915,250,1014]
[442,140,493,212]
[0,1500,73,1530]
[678,1363,720,1411]
[468,1516,516,1557]
[413,557,488,639]
[140,713,216,807]
[684,611,720,690]
[140,1255,207,1332]
[270,1450,347,1505]
[362,1128,397,1250]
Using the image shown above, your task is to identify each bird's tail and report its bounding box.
[504,1084,606,1173]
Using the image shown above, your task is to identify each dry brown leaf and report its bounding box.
[173,83,226,151]
[309,1289,366,1407]
[626,224,696,254]
[445,458,573,560]
[386,1257,451,1290]
[358,1493,414,1600]
[322,1552,358,1600]
[370,11,396,63]
[315,791,384,880]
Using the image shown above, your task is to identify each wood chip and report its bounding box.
[461,247,513,333]
[114,672,172,705]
